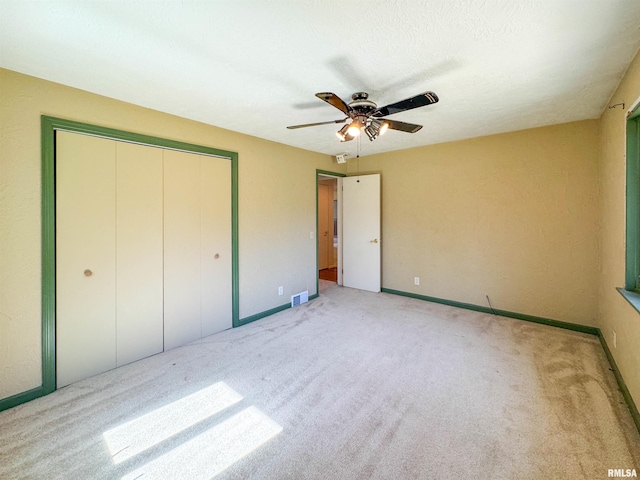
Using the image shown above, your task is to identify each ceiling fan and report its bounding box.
[287,91,439,142]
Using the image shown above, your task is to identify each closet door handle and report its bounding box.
[84,269,93,277]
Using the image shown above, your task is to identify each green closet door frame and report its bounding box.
[39,115,240,399]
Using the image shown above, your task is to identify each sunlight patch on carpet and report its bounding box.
[103,382,242,464]
[120,406,282,480]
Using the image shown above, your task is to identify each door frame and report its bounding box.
[316,169,346,294]
[38,116,239,400]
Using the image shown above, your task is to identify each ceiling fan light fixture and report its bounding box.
[365,119,389,141]
[364,125,377,141]
[347,121,361,137]
[336,124,350,141]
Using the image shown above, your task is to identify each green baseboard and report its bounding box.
[381,288,599,335]
[238,303,291,327]
[238,293,319,327]
[0,386,44,413]
[381,287,639,435]
[597,332,640,434]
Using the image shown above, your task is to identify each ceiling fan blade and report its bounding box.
[315,92,353,115]
[372,91,438,118]
[384,119,423,133]
[287,118,347,129]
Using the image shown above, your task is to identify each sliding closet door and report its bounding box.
[201,158,232,337]
[115,142,164,366]
[57,132,233,386]
[163,150,202,350]
[164,150,232,350]
[56,132,117,388]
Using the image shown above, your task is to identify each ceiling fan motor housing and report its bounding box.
[349,92,377,117]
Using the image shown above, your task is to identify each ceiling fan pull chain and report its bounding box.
[357,135,361,182]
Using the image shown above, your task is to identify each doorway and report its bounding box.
[317,171,343,290]
[316,170,381,294]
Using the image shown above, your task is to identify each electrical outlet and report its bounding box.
[613,330,617,349]
[414,277,420,286]
[278,286,284,296]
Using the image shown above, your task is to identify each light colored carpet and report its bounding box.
[1,280,639,479]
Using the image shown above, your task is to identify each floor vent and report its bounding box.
[291,290,309,307]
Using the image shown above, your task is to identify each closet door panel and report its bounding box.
[56,131,117,387]
[201,157,232,336]
[116,142,164,366]
[163,150,202,350]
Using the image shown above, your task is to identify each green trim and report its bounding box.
[0,116,240,412]
[598,332,640,434]
[625,114,640,291]
[381,288,599,335]
[231,151,240,327]
[317,169,346,178]
[238,303,291,327]
[316,169,345,295]
[0,386,45,412]
[43,117,236,158]
[41,117,57,397]
[238,293,319,327]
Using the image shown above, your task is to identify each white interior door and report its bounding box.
[342,174,381,292]
[56,131,117,387]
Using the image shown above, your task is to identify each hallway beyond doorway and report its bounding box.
[319,267,337,283]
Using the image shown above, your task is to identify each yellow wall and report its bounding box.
[0,68,343,399]
[599,50,640,408]
[350,120,600,326]
[5,57,640,413]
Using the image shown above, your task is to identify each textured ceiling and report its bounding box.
[2,1,640,157]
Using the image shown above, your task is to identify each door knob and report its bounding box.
[84,269,93,277]
[370,239,379,243]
